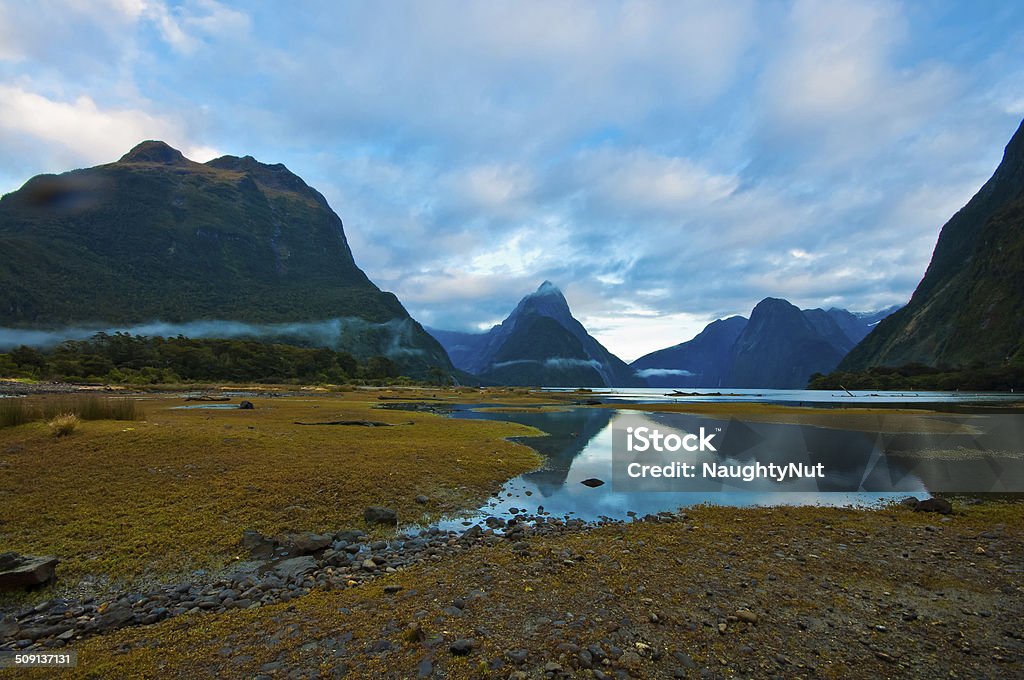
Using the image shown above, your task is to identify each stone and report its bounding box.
[580,478,605,488]
[0,615,20,638]
[336,529,366,543]
[735,609,758,624]
[364,506,398,526]
[619,651,642,668]
[507,649,528,665]
[415,495,429,504]
[241,530,276,560]
[238,400,255,409]
[914,498,953,515]
[0,553,59,590]
[93,604,135,632]
[273,556,318,581]
[416,657,433,677]
[449,638,476,655]
[287,532,333,555]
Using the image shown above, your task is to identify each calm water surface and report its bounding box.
[421,389,1023,530]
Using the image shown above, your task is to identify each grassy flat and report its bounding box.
[0,392,542,595]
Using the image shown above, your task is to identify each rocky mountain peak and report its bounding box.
[118,140,188,166]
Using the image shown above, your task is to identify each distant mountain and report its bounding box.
[827,305,903,345]
[423,328,490,371]
[842,118,1024,371]
[727,298,852,388]
[631,316,748,387]
[0,141,451,376]
[428,282,643,387]
[631,299,899,388]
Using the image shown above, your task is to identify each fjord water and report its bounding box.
[547,387,1024,405]
[425,389,1024,531]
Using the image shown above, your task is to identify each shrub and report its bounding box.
[48,413,80,437]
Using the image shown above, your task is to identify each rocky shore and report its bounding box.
[3,500,1022,679]
[0,509,623,653]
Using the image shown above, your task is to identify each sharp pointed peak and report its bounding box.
[535,280,561,295]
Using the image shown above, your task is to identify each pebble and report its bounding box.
[449,638,476,655]
[735,609,758,624]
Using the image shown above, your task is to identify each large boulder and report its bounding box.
[284,532,333,555]
[0,553,58,591]
[364,506,398,526]
[914,497,953,515]
[274,556,318,581]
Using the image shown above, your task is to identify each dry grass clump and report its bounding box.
[0,395,142,429]
[41,395,141,422]
[0,397,33,428]
[47,413,80,437]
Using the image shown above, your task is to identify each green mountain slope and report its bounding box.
[0,141,451,375]
[841,119,1024,370]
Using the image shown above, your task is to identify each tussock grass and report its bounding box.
[47,413,80,437]
[0,397,33,428]
[0,395,142,429]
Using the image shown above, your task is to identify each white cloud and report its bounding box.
[577,148,739,215]
[145,0,250,54]
[447,163,535,215]
[0,85,217,167]
[635,368,694,378]
[760,0,959,162]
[579,309,714,362]
[0,4,21,60]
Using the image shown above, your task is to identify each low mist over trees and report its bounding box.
[0,333,422,385]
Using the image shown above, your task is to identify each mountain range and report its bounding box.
[429,282,643,387]
[632,300,900,388]
[6,120,1019,389]
[0,141,450,376]
[841,119,1024,372]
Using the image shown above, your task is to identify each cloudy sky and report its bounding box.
[1,1,1023,360]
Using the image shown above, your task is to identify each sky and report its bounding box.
[1,1,1023,361]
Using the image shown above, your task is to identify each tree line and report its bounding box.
[0,332,422,385]
[808,362,1023,391]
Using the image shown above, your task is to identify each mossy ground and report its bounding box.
[0,390,543,598]
[23,501,1024,679]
